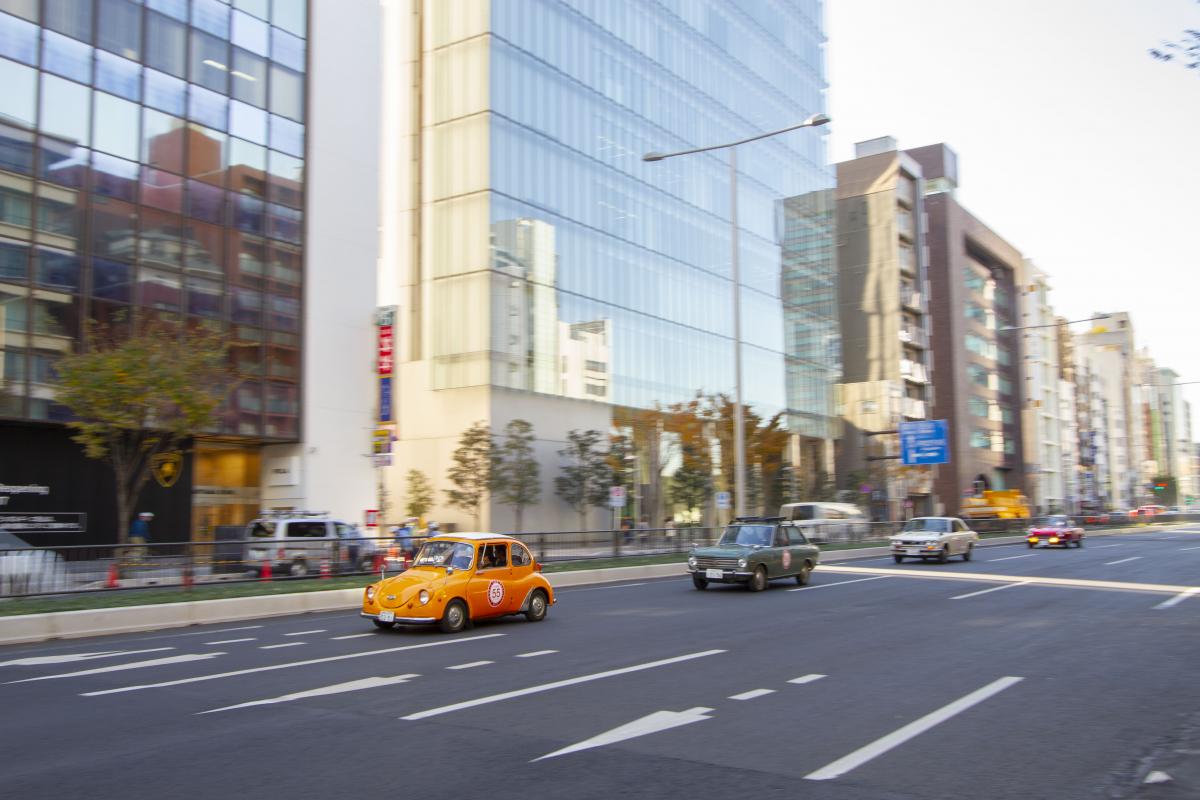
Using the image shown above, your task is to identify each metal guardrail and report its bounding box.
[0,515,1191,599]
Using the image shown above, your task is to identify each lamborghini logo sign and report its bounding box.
[151,451,183,488]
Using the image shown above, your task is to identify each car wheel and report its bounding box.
[439,599,468,633]
[289,560,308,577]
[937,547,949,564]
[525,590,548,622]
[372,619,395,630]
[962,544,973,562]
[1076,537,1084,548]
[748,565,767,592]
[691,574,709,590]
[893,555,904,564]
[795,561,813,586]
[1027,542,1035,549]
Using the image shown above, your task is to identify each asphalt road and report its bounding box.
[2,527,1199,800]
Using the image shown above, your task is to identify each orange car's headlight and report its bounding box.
[365,586,377,602]
[419,589,430,605]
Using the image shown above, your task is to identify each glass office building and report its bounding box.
[0,0,307,540]
[425,0,831,419]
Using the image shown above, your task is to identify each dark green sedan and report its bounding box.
[686,518,821,591]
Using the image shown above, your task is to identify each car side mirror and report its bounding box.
[445,566,455,575]
[534,561,543,573]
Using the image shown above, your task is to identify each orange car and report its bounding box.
[361,533,554,633]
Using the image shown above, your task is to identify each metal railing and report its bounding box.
[0,514,1192,599]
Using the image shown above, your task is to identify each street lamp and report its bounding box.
[644,113,831,517]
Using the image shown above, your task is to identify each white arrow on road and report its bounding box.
[5,653,225,684]
[0,647,175,667]
[533,707,714,762]
[199,674,420,714]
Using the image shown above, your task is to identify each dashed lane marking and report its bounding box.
[1092,543,1123,549]
[816,564,1197,598]
[515,650,557,658]
[728,688,775,701]
[804,677,1024,781]
[787,576,889,593]
[400,650,726,721]
[447,661,493,670]
[950,581,1031,600]
[1104,557,1142,566]
[1179,546,1200,552]
[80,634,507,696]
[284,630,326,637]
[0,648,176,667]
[201,674,420,714]
[987,554,1036,562]
[260,643,306,650]
[788,674,826,685]
[204,638,256,645]
[330,633,377,640]
[6,653,225,684]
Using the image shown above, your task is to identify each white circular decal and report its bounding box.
[487,580,505,607]
[781,550,792,569]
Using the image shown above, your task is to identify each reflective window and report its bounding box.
[187,179,224,224]
[35,190,79,240]
[228,136,266,196]
[229,100,267,144]
[146,0,187,22]
[40,74,91,146]
[0,238,28,281]
[141,167,183,213]
[144,69,186,115]
[231,48,266,107]
[231,193,264,235]
[272,0,305,37]
[141,109,185,173]
[231,232,265,284]
[145,12,186,77]
[0,58,36,126]
[97,0,141,60]
[42,30,92,82]
[233,0,268,20]
[0,123,34,176]
[190,29,229,93]
[267,149,301,207]
[95,51,141,101]
[93,92,140,161]
[232,286,261,324]
[268,242,299,283]
[34,247,80,291]
[187,275,222,318]
[0,1,37,22]
[269,114,302,157]
[89,197,136,259]
[0,12,38,64]
[38,137,87,188]
[269,64,303,121]
[192,0,229,38]
[0,180,32,230]
[271,26,304,71]
[232,10,268,55]
[139,267,182,311]
[91,152,138,201]
[266,202,300,244]
[43,0,92,42]
[92,258,132,301]
[139,207,183,269]
[189,85,228,130]
[186,124,226,185]
[184,219,223,272]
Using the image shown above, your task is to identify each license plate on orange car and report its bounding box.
[378,611,395,623]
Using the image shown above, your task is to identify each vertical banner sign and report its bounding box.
[376,307,396,424]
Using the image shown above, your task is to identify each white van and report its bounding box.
[242,512,372,576]
[778,502,870,542]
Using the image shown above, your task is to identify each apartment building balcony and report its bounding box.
[901,287,927,313]
[899,326,928,348]
[902,397,927,419]
[900,359,929,384]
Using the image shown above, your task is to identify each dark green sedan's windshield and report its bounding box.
[717,525,774,546]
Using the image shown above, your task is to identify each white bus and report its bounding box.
[778,502,870,542]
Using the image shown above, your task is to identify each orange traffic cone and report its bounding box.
[372,552,386,573]
[401,552,411,570]
[105,562,120,589]
[260,559,273,582]
[182,563,194,590]
[319,559,331,579]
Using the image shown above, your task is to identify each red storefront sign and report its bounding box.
[377,324,394,375]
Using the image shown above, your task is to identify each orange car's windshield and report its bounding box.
[414,541,474,569]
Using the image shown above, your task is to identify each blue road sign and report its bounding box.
[899,419,949,465]
[379,377,393,423]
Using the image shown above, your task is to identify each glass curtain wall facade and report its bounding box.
[427,0,830,420]
[0,0,306,439]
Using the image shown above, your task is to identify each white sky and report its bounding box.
[826,0,1200,433]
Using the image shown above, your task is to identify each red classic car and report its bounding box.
[1027,515,1085,548]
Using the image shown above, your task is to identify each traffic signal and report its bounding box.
[1154,481,1168,493]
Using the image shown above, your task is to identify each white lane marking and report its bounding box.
[260,642,306,650]
[1091,543,1123,549]
[81,634,507,696]
[788,674,827,685]
[6,653,225,684]
[200,674,420,714]
[986,554,1036,562]
[515,650,558,658]
[284,629,326,637]
[0,647,175,667]
[447,660,493,670]
[1154,588,1200,609]
[533,707,714,762]
[787,576,889,593]
[330,633,377,640]
[204,638,256,646]
[950,581,1031,600]
[816,564,1198,597]
[1179,546,1200,552]
[728,688,775,701]
[401,650,726,721]
[1104,557,1142,566]
[562,582,651,593]
[804,676,1024,781]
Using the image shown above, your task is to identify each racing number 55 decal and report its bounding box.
[487,580,505,607]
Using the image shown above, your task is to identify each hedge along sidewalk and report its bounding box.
[0,522,1185,645]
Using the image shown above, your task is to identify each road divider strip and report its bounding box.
[817,565,1199,597]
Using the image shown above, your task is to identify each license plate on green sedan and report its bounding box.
[705,569,723,580]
